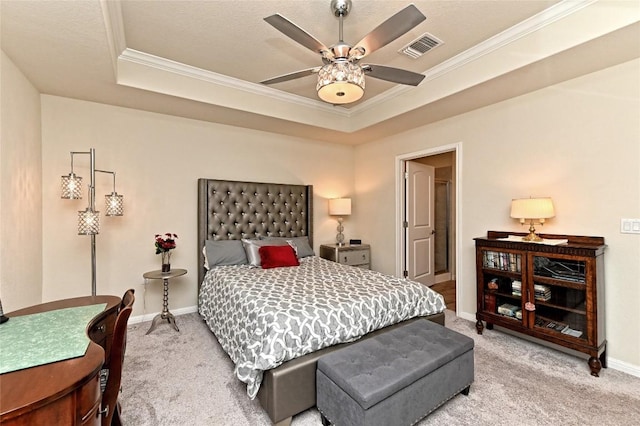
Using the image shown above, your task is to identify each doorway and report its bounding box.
[395,143,461,313]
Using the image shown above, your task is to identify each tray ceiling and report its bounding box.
[2,1,639,144]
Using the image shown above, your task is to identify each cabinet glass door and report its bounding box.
[481,250,524,324]
[531,255,588,341]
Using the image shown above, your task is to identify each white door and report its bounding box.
[405,161,435,286]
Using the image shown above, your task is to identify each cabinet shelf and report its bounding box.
[491,291,520,301]
[535,300,586,315]
[482,268,522,279]
[533,275,586,290]
[475,231,606,377]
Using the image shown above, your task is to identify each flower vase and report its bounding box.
[161,251,171,273]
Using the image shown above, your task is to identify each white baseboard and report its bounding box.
[435,273,452,284]
[457,311,476,322]
[455,310,640,378]
[607,357,640,378]
[129,305,198,324]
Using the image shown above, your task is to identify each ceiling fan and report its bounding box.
[261,0,427,105]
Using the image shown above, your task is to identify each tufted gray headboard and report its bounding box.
[197,178,313,286]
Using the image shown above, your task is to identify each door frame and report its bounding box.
[395,142,463,314]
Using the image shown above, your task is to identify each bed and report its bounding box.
[197,178,446,426]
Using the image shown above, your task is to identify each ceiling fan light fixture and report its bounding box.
[316,61,365,104]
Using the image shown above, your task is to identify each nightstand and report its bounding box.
[143,268,187,335]
[319,244,371,269]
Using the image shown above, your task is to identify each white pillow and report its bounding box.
[260,236,314,258]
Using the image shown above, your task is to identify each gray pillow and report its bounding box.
[261,236,315,258]
[204,240,248,269]
[242,239,290,267]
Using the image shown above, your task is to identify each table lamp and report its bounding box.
[510,197,555,242]
[329,198,351,246]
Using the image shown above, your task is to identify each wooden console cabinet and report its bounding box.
[475,231,606,376]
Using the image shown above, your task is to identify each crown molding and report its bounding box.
[117,48,357,131]
[350,0,597,115]
[347,0,639,131]
[118,48,345,115]
[100,0,127,78]
[103,0,637,132]
[422,0,596,84]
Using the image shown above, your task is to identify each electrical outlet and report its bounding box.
[620,218,640,234]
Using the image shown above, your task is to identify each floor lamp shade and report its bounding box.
[105,192,124,216]
[78,208,100,235]
[61,173,83,199]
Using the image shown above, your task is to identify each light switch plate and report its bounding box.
[620,218,640,234]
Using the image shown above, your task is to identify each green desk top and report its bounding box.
[0,303,107,375]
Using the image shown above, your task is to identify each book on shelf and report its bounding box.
[533,318,583,337]
[534,284,551,301]
[511,281,551,301]
[484,293,496,313]
[483,251,521,272]
[563,328,583,338]
[497,303,521,318]
[512,280,522,297]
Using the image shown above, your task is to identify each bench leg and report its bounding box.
[320,413,331,426]
[461,385,471,396]
[274,417,292,426]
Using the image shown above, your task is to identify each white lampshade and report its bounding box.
[510,197,555,221]
[329,198,352,216]
[317,61,365,105]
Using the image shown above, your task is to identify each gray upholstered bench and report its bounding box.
[316,319,474,426]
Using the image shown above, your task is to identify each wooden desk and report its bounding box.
[0,296,120,425]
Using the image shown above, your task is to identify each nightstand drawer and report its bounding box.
[340,249,370,266]
[320,244,371,269]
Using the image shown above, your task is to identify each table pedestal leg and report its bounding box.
[145,278,179,334]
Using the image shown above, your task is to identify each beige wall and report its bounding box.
[5,50,639,373]
[40,96,355,317]
[354,59,640,370]
[0,51,43,312]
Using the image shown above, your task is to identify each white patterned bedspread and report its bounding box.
[198,256,446,398]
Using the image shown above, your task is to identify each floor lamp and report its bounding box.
[61,148,124,296]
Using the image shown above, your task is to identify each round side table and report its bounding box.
[143,268,187,335]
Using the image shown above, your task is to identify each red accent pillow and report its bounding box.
[259,245,300,269]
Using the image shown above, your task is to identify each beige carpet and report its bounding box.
[120,311,640,425]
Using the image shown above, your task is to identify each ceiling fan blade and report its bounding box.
[264,14,329,55]
[362,64,425,86]
[260,67,321,85]
[353,5,426,59]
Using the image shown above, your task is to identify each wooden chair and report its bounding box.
[101,289,135,426]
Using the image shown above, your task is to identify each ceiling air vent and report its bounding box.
[399,33,443,59]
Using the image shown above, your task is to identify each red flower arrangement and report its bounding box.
[156,233,178,272]
[155,233,178,254]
